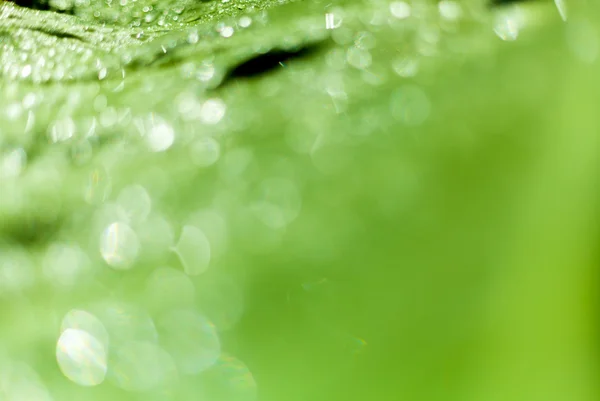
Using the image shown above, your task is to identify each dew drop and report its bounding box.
[99,222,140,270]
[56,329,107,387]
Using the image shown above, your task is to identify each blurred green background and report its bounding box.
[0,0,598,400]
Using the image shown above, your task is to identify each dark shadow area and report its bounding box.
[7,0,74,13]
[490,0,537,6]
[221,45,323,85]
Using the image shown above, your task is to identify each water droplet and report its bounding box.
[438,1,462,21]
[554,0,568,21]
[56,329,107,387]
[390,1,411,20]
[85,167,112,204]
[494,9,523,42]
[99,222,140,270]
[239,16,252,28]
[200,99,226,125]
[146,121,175,152]
[48,118,75,143]
[325,13,343,30]
[220,26,234,38]
[0,148,26,179]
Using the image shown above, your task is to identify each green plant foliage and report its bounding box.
[0,1,598,400]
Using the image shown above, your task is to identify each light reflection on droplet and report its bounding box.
[146,120,175,152]
[85,168,112,204]
[438,1,462,21]
[554,0,567,21]
[325,13,342,30]
[239,16,252,28]
[48,117,75,143]
[389,1,411,20]
[56,328,107,387]
[220,26,234,38]
[99,221,140,270]
[173,225,211,276]
[200,99,226,125]
[0,148,26,179]
[157,310,221,375]
[494,9,523,42]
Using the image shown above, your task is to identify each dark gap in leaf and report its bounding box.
[222,45,322,84]
[7,0,74,14]
[8,0,51,10]
[490,0,536,6]
[30,27,86,41]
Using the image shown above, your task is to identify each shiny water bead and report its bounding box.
[99,221,140,270]
[84,167,112,204]
[199,98,226,125]
[493,8,523,42]
[157,310,221,375]
[146,120,175,152]
[173,225,211,276]
[390,1,411,20]
[0,148,26,179]
[56,328,108,387]
[109,341,177,392]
